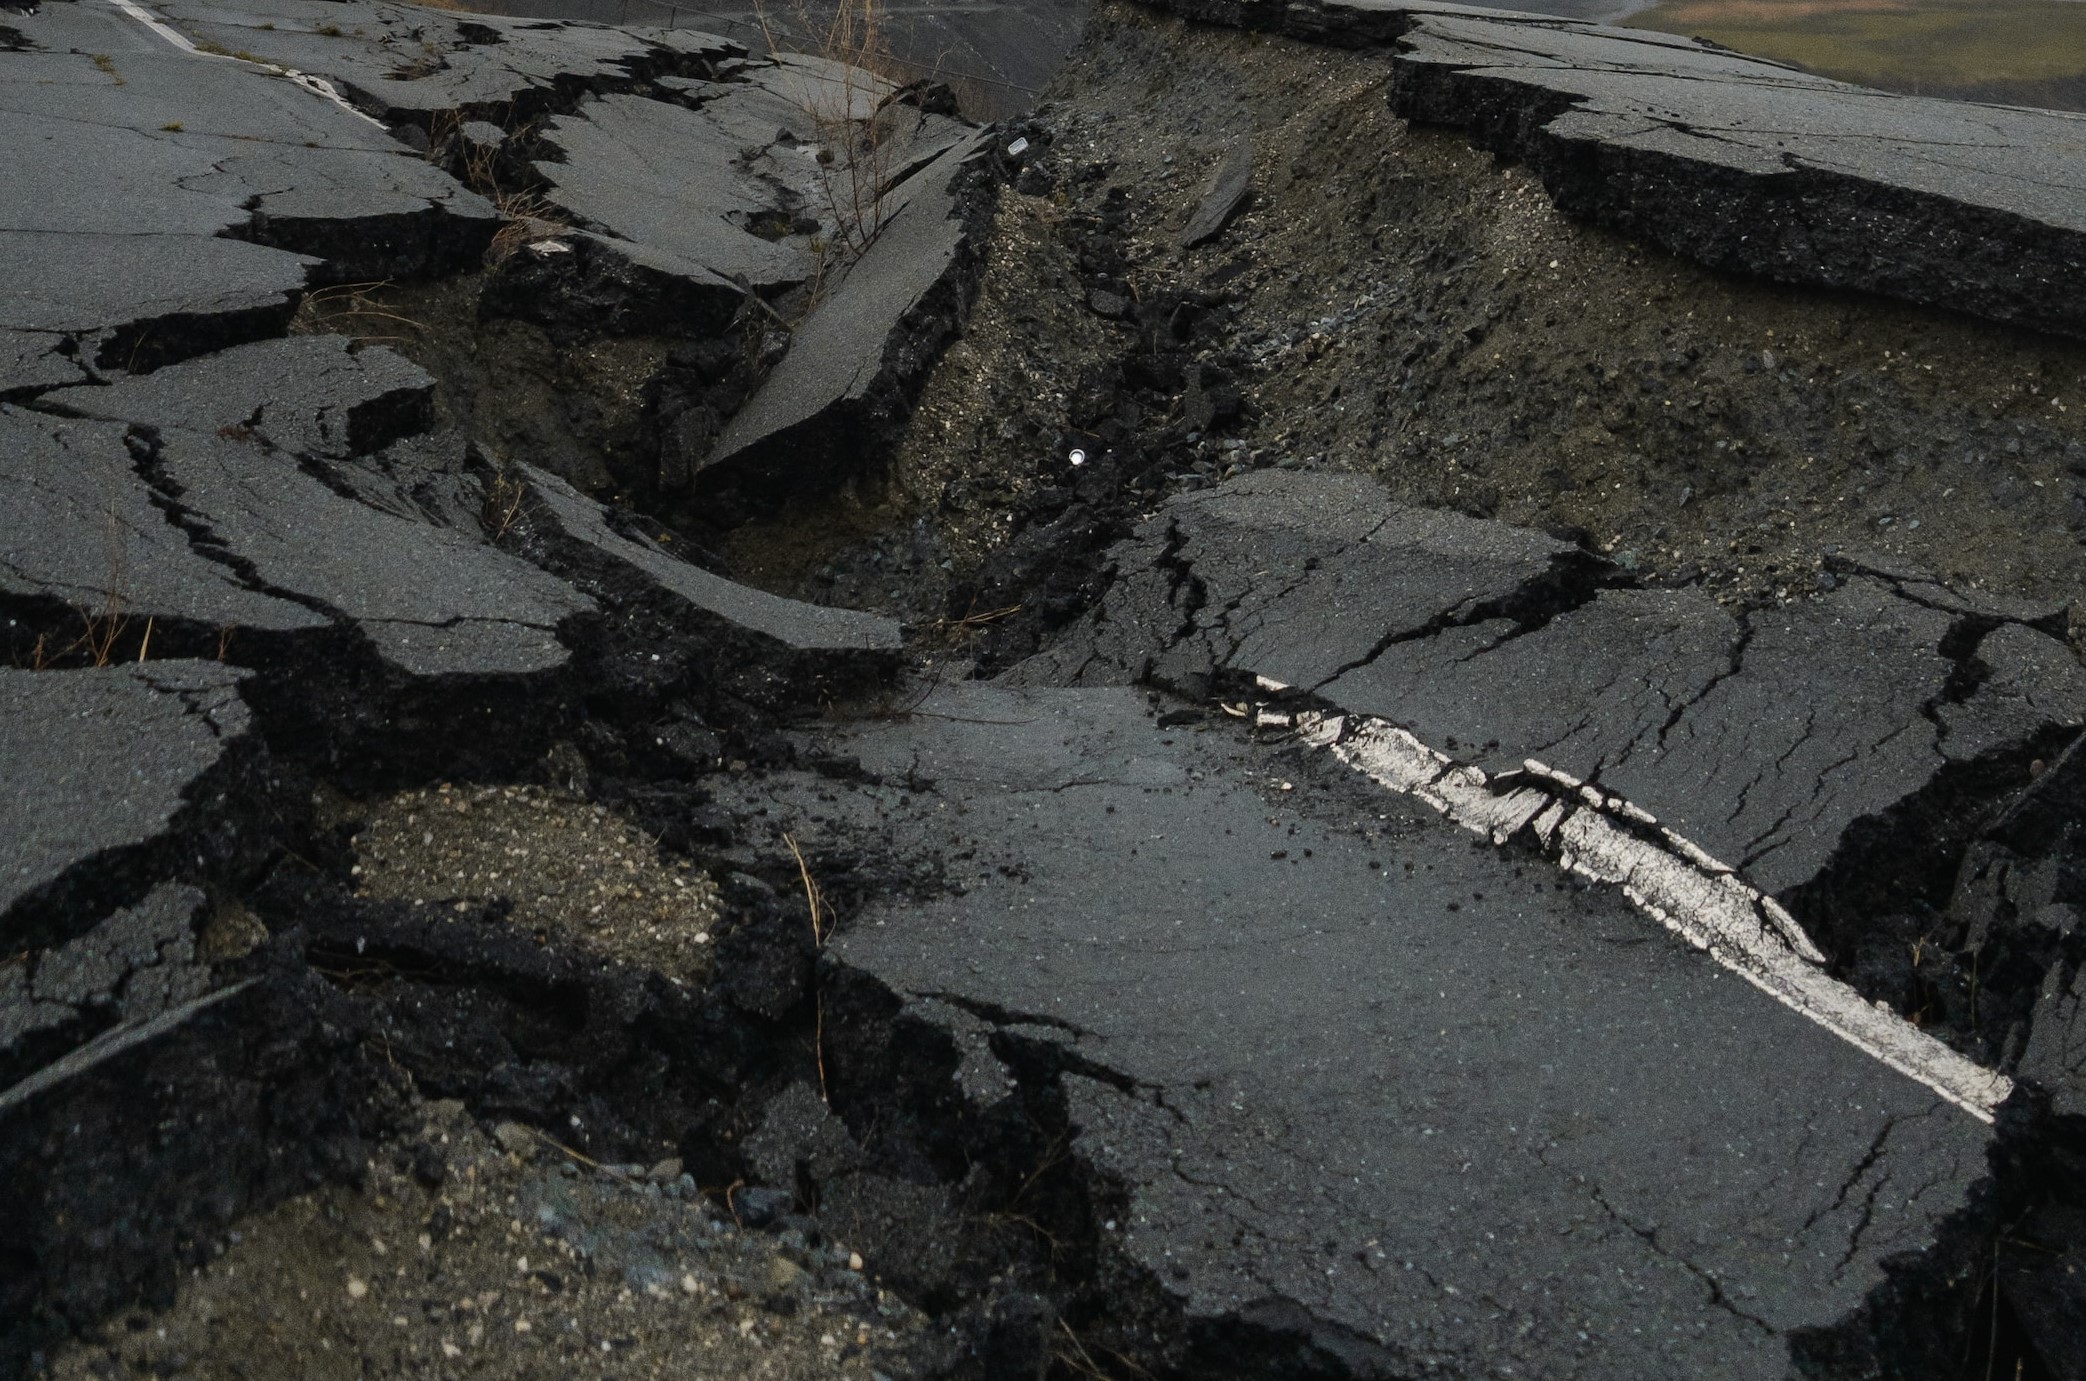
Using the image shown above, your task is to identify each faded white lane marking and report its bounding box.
[1262,706,2012,1122]
[105,0,387,129]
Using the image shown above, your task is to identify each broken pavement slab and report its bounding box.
[147,0,744,128]
[147,426,593,677]
[728,679,1997,1380]
[0,883,245,1119]
[533,87,823,296]
[0,663,254,941]
[0,406,324,637]
[1026,470,2086,904]
[6,339,596,680]
[701,132,1001,494]
[44,332,434,458]
[1134,0,2086,340]
[2020,965,2086,1117]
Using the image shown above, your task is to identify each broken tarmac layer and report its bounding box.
[4,1,2086,1380]
[713,477,2086,1378]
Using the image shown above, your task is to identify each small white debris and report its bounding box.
[1068,448,1087,467]
[345,1277,368,1300]
[1007,136,1030,156]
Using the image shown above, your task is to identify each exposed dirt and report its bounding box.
[45,1098,929,1381]
[295,274,682,498]
[352,783,724,983]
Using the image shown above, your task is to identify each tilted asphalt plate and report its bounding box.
[1028,472,2086,907]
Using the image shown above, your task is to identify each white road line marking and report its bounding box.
[1274,707,2012,1121]
[104,0,387,129]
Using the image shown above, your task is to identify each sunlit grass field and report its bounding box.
[1626,0,2086,109]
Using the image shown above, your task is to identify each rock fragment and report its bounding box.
[1175,137,1252,248]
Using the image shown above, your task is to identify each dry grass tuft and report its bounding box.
[290,280,427,344]
[423,110,569,264]
[754,0,906,257]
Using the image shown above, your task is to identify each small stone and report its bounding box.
[346,1278,368,1300]
[492,1122,534,1155]
[1088,290,1130,319]
[732,1186,792,1228]
[647,1157,683,1183]
[681,1273,701,1295]
[764,1256,802,1292]
[848,1251,864,1271]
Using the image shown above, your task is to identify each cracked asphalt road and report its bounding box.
[6,0,2086,1375]
[721,678,1994,1378]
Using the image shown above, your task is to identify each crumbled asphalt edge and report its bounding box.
[1125,0,2086,345]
